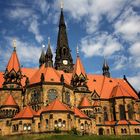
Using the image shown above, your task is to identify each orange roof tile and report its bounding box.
[36,99,72,116]
[3,94,17,107]
[6,50,20,72]
[79,96,91,107]
[87,74,138,99]
[73,107,89,119]
[14,106,36,119]
[110,83,135,98]
[0,72,4,88]
[30,65,62,84]
[93,101,100,107]
[129,120,140,125]
[73,56,86,77]
[117,120,129,125]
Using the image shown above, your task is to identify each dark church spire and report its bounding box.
[102,58,110,78]
[54,4,73,72]
[45,37,53,67]
[39,45,45,67]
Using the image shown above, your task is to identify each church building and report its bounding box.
[0,6,140,136]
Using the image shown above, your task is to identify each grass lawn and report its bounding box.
[0,134,140,140]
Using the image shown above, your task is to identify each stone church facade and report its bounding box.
[0,7,140,136]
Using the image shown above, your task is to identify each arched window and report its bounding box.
[103,107,108,121]
[62,120,66,128]
[31,90,40,103]
[127,104,133,120]
[54,120,58,127]
[63,48,67,56]
[119,105,126,120]
[81,123,84,130]
[65,91,70,105]
[46,119,49,128]
[48,89,58,103]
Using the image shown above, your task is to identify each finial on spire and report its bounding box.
[42,44,45,48]
[76,45,79,57]
[13,39,16,51]
[48,37,50,44]
[60,0,64,9]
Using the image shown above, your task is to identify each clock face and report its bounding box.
[63,60,68,65]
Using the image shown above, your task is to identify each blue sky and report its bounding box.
[0,0,140,90]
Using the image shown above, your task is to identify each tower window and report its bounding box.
[48,89,58,103]
[119,105,126,120]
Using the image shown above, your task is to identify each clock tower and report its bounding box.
[54,6,73,73]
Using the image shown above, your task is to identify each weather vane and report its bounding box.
[76,45,79,57]
[61,0,64,9]
[13,39,16,50]
[48,37,50,44]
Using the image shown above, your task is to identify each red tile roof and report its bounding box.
[73,56,86,77]
[79,96,91,107]
[110,83,135,98]
[73,107,89,119]
[3,94,17,107]
[36,99,72,116]
[105,121,116,125]
[129,120,140,125]
[30,65,62,84]
[117,120,129,125]
[6,50,20,72]
[14,106,36,119]
[93,101,100,107]
[0,72,4,88]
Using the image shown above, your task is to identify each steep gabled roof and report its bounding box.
[44,98,72,112]
[79,96,91,108]
[3,94,17,107]
[30,65,61,84]
[73,107,89,119]
[6,50,20,72]
[73,57,86,77]
[14,106,36,119]
[110,83,134,98]
[117,120,129,125]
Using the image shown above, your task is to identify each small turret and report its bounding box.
[102,58,110,78]
[45,37,53,67]
[3,39,22,88]
[39,45,45,67]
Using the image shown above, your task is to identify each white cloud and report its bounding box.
[128,42,140,68]
[128,73,140,91]
[112,55,128,70]
[55,0,127,33]
[28,17,43,43]
[7,7,43,43]
[8,8,33,20]
[34,0,50,14]
[115,7,140,42]
[80,33,122,57]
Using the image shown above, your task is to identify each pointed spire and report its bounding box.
[54,2,73,72]
[3,94,17,107]
[39,45,46,67]
[59,1,65,27]
[45,37,53,67]
[79,96,91,108]
[73,56,86,77]
[3,41,22,86]
[6,41,20,72]
[102,58,110,78]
